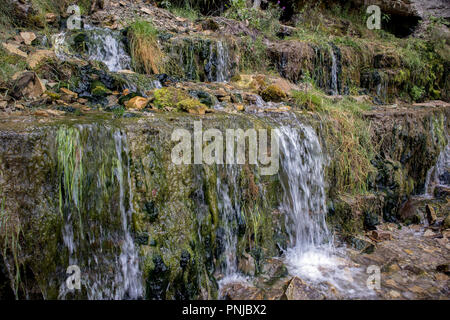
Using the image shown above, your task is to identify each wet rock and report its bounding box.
[443,214,450,230]
[436,264,450,275]
[370,230,392,241]
[125,96,149,110]
[260,258,288,285]
[364,210,380,231]
[434,185,450,199]
[180,250,191,270]
[283,277,325,300]
[426,204,437,225]
[144,201,158,223]
[221,283,264,300]
[11,71,46,99]
[238,252,255,276]
[398,199,422,225]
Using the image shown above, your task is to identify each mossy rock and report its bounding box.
[91,80,111,97]
[153,87,190,109]
[176,98,208,115]
[260,84,287,102]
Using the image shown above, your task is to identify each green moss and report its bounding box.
[153,87,190,109]
[176,98,207,112]
[260,84,287,102]
[91,80,111,97]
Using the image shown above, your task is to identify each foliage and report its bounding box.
[128,20,164,74]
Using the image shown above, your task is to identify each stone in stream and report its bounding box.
[426,204,437,225]
[283,277,325,300]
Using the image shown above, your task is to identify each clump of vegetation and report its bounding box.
[225,0,282,37]
[239,36,269,73]
[153,87,190,109]
[0,47,27,83]
[293,88,375,195]
[128,20,164,75]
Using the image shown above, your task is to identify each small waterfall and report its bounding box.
[206,40,230,82]
[424,142,450,196]
[57,125,143,300]
[53,26,131,72]
[215,41,229,83]
[330,49,338,95]
[277,118,373,297]
[216,165,242,279]
[278,124,333,257]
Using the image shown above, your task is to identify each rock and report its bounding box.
[176,98,208,115]
[260,85,287,102]
[260,258,288,285]
[434,185,450,199]
[11,72,46,99]
[125,96,149,110]
[283,277,325,300]
[398,199,422,224]
[1,42,27,58]
[423,229,435,237]
[27,50,54,69]
[221,283,264,300]
[426,204,437,225]
[59,88,78,103]
[443,215,450,230]
[370,230,392,241]
[20,32,36,45]
[436,264,450,275]
[389,290,401,298]
[45,13,57,24]
[238,252,255,276]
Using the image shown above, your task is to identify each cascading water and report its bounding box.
[424,141,450,197]
[57,125,143,300]
[53,26,131,72]
[278,123,334,274]
[206,40,230,83]
[277,117,374,297]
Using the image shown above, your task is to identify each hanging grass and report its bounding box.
[128,20,164,75]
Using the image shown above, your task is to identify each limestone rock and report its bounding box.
[283,277,325,300]
[11,72,46,99]
[260,84,287,102]
[27,50,55,69]
[238,252,255,276]
[2,42,27,58]
[426,204,437,225]
[125,96,149,110]
[20,32,36,45]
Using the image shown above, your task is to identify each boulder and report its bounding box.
[125,96,149,110]
[238,252,256,276]
[426,204,437,225]
[11,72,46,99]
[260,84,287,102]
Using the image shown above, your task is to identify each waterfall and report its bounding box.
[53,26,131,72]
[278,123,334,272]
[277,118,375,297]
[330,49,338,95]
[424,142,450,196]
[57,125,143,300]
[206,40,230,82]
